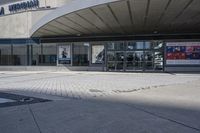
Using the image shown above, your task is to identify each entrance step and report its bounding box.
[0,66,105,71]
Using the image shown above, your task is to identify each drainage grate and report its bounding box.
[0,92,51,108]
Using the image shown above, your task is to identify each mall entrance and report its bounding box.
[106,41,164,72]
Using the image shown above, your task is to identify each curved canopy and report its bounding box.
[31,0,200,37]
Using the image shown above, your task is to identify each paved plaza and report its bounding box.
[0,71,200,133]
[0,71,200,99]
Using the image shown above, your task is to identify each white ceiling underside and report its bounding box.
[31,0,200,37]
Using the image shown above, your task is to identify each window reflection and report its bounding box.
[32,45,41,66]
[107,42,115,50]
[127,42,135,50]
[107,41,164,71]
[0,45,12,65]
[136,42,144,49]
[153,41,163,49]
[73,43,89,66]
[41,44,57,66]
[126,52,134,62]
[144,42,152,49]
[115,42,124,51]
[107,52,115,61]
[116,52,124,61]
[107,62,115,70]
[13,45,27,66]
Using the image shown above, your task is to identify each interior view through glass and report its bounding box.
[107,41,164,71]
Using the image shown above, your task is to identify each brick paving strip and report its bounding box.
[0,71,200,99]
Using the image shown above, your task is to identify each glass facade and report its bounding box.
[107,41,164,71]
[0,40,164,71]
[73,43,89,66]
[13,45,27,65]
[41,44,57,65]
[0,44,28,66]
[0,45,12,65]
[31,44,41,66]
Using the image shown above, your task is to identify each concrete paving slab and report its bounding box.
[110,80,200,132]
[0,72,200,133]
[0,105,40,133]
[4,99,197,133]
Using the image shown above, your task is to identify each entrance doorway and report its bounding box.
[73,43,89,66]
[106,41,164,71]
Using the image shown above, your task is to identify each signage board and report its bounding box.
[166,42,200,65]
[92,45,104,64]
[58,45,71,64]
[0,0,39,16]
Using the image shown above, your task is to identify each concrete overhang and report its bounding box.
[31,0,200,38]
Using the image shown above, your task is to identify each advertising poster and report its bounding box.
[92,45,104,64]
[166,42,200,65]
[58,45,71,64]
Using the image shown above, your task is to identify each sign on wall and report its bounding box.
[166,42,200,65]
[58,45,71,64]
[0,0,39,16]
[92,45,104,64]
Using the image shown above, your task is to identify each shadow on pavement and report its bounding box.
[0,89,200,133]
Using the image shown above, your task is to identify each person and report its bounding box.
[62,48,68,58]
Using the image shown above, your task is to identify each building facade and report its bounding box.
[0,0,200,72]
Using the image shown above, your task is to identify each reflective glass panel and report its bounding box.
[144,42,152,49]
[136,42,144,49]
[107,51,115,61]
[13,45,27,65]
[73,43,89,66]
[107,42,115,50]
[42,44,57,65]
[127,42,135,51]
[0,45,12,65]
[115,42,124,51]
[116,52,124,61]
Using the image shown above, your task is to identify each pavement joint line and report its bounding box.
[28,104,42,133]
[0,71,51,79]
[127,104,200,132]
[0,74,75,85]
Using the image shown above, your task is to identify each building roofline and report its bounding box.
[30,0,121,37]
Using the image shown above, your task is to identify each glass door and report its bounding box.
[144,51,154,70]
[107,42,125,71]
[126,52,135,71]
[107,51,115,71]
[135,51,144,70]
[73,43,89,66]
[107,41,164,72]
[126,41,145,71]
[115,52,124,71]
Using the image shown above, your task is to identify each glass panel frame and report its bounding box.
[13,45,27,66]
[106,41,164,72]
[0,45,12,65]
[73,43,89,66]
[41,43,57,66]
[32,44,41,66]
